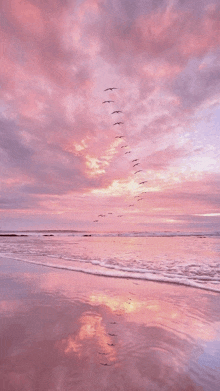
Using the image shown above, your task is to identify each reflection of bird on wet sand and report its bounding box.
[100,363,112,366]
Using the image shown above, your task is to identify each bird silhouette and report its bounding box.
[134,170,143,174]
[93,220,98,222]
[111,111,122,114]
[115,135,124,138]
[121,145,128,148]
[117,215,123,217]
[132,159,139,162]
[133,163,140,167]
[113,122,124,125]
[129,204,134,207]
[137,198,143,201]
[139,181,148,184]
[125,151,131,154]
[104,87,118,91]
[102,100,114,103]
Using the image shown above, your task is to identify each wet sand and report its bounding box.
[0,256,220,391]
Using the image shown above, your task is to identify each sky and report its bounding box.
[0,0,220,232]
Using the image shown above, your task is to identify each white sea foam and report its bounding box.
[1,253,220,293]
[1,232,220,293]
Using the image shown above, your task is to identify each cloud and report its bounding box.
[0,0,220,229]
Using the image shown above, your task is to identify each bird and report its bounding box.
[129,204,134,207]
[137,198,143,201]
[113,122,124,125]
[111,111,122,114]
[132,159,139,162]
[117,215,123,217]
[108,333,117,336]
[134,170,143,174]
[98,214,105,217]
[115,135,124,138]
[133,163,140,167]
[139,181,148,184]
[121,145,128,148]
[104,87,118,91]
[125,151,131,154]
[102,100,114,103]
[93,220,98,222]
[107,343,115,346]
[108,212,113,214]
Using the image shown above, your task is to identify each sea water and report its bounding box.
[1,231,220,292]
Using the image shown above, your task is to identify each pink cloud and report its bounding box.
[0,0,220,230]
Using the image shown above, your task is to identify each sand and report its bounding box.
[0,256,220,391]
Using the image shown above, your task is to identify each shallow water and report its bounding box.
[0,231,220,291]
[0,257,220,391]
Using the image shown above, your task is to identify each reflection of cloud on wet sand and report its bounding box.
[0,300,24,316]
[1,267,219,390]
[90,291,219,343]
[57,311,117,363]
[36,270,220,345]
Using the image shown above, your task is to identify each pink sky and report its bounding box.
[1,0,220,232]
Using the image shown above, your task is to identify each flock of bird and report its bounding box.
[93,88,148,223]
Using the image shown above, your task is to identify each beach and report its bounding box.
[0,255,220,391]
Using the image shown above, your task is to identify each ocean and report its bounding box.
[1,230,220,292]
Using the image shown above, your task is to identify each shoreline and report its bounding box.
[1,254,220,294]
